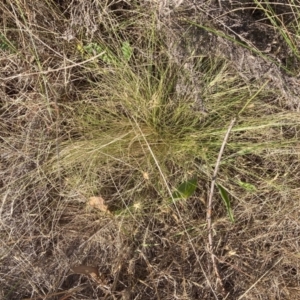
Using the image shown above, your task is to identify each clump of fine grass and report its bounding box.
[48,19,300,216]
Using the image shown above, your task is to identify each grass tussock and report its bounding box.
[1,1,300,299]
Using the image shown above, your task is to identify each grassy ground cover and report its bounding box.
[1,1,300,299]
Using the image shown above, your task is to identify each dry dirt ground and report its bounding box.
[1,1,300,299]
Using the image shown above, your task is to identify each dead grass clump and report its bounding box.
[1,0,300,299]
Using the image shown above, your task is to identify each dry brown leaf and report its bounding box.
[88,196,109,213]
[71,265,109,288]
[71,264,99,278]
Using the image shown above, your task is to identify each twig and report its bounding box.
[207,118,236,294]
[0,51,106,81]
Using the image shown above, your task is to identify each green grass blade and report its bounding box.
[237,181,257,192]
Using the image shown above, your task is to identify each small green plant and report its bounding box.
[171,177,197,202]
[79,40,133,65]
[217,183,234,222]
[121,41,133,61]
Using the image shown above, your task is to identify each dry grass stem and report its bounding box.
[207,118,236,295]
